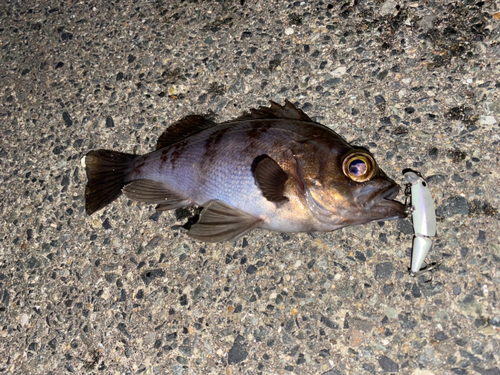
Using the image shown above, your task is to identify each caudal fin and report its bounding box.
[84,150,137,214]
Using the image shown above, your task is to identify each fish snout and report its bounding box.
[354,180,407,219]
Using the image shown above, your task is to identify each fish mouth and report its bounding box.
[355,182,407,220]
[370,184,407,220]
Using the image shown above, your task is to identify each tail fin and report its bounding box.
[84,150,138,214]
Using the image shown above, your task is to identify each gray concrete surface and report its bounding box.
[1,0,500,374]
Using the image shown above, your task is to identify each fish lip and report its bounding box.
[380,184,400,202]
[372,185,407,218]
[357,183,400,209]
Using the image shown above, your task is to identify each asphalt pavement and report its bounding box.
[1,0,499,374]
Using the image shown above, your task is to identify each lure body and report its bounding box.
[404,171,436,275]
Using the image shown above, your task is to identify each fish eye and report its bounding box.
[342,151,376,182]
[349,159,367,176]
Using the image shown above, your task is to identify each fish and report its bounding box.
[84,100,406,242]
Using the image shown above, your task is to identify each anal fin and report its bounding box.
[123,179,191,210]
[187,200,262,242]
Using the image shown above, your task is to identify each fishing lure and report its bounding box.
[403,171,437,276]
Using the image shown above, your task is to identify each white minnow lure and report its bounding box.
[403,171,436,276]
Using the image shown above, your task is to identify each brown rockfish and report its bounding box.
[85,101,406,242]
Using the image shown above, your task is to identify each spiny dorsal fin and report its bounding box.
[156,115,217,149]
[233,100,312,122]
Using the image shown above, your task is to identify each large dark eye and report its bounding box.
[349,159,367,176]
[342,150,376,182]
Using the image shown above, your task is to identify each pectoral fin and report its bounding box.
[123,179,191,210]
[187,200,262,242]
[252,155,289,203]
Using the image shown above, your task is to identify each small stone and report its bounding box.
[411,283,421,298]
[321,369,343,375]
[141,269,166,286]
[61,32,73,41]
[48,338,56,350]
[474,318,487,328]
[320,315,338,329]
[165,332,177,341]
[228,335,248,364]
[25,257,41,269]
[128,54,136,63]
[472,366,500,375]
[375,262,393,280]
[436,196,469,217]
[434,331,448,341]
[285,27,294,35]
[355,251,366,262]
[105,116,114,128]
[146,235,162,250]
[62,112,73,127]
[362,364,375,373]
[20,313,29,326]
[144,332,156,346]
[348,318,372,332]
[421,281,444,297]
[324,78,341,87]
[489,316,500,327]
[176,356,188,365]
[427,174,445,184]
[480,116,496,125]
[380,116,393,125]
[397,219,413,235]
[331,66,346,77]
[149,211,162,222]
[117,323,131,339]
[379,0,397,15]
[378,355,398,372]
[179,346,192,357]
[377,70,388,80]
[246,265,257,274]
[491,244,500,262]
[477,230,486,243]
[383,284,394,296]
[102,218,112,229]
[398,313,417,330]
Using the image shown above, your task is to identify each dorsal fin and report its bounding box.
[233,100,312,122]
[156,115,217,149]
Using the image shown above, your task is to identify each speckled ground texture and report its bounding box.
[1,0,500,374]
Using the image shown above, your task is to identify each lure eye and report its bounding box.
[342,150,376,182]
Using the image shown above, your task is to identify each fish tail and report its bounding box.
[84,150,138,214]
